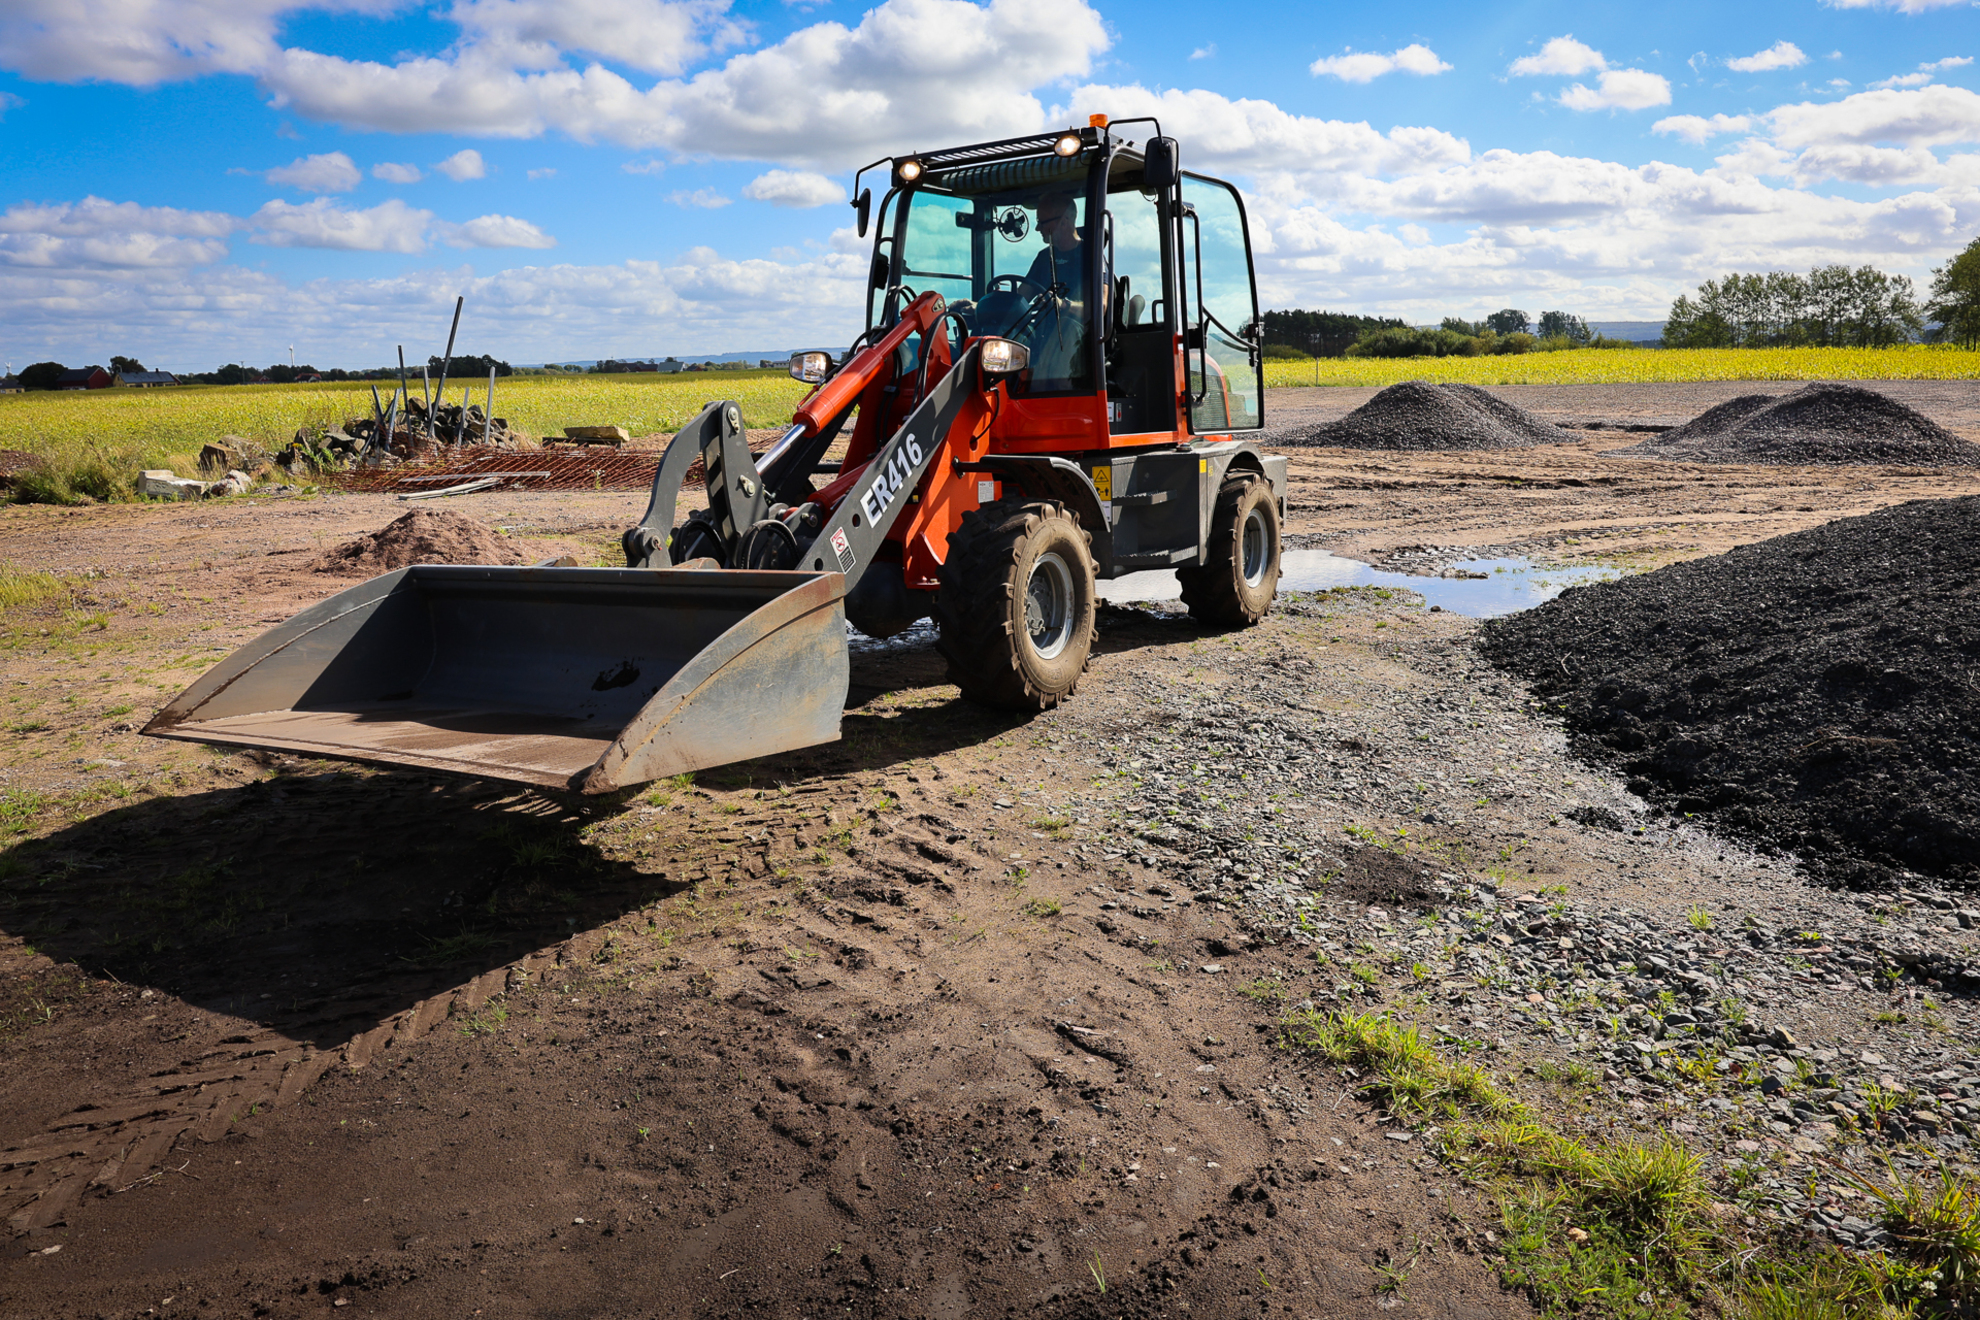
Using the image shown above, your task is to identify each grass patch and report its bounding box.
[1021,896,1063,917]
[0,567,63,610]
[1265,344,1980,390]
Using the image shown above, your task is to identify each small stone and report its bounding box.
[1384,1131,1412,1142]
[1200,963,1224,975]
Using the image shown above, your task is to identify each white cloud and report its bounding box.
[0,196,236,269]
[1653,113,1754,144]
[0,91,24,118]
[266,151,361,192]
[1309,44,1451,84]
[259,0,1108,170]
[1189,44,1213,61]
[443,214,557,247]
[742,169,843,207]
[527,167,557,179]
[1509,36,1606,78]
[622,159,668,174]
[372,161,422,183]
[1924,56,1974,70]
[1560,69,1672,111]
[250,198,433,252]
[669,188,732,208]
[1727,41,1806,73]
[1824,0,1969,11]
[1872,72,1937,89]
[443,0,748,77]
[1767,84,1980,149]
[435,148,487,180]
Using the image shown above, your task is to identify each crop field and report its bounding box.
[1264,344,1980,388]
[0,370,813,502]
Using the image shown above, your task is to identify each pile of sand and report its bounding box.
[1607,383,1980,467]
[313,509,525,575]
[1276,381,1575,451]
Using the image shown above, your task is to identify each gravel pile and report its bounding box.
[313,508,525,575]
[1277,381,1574,451]
[1608,383,1980,467]
[1479,496,1980,888]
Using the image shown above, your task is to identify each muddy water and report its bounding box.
[1096,550,1622,617]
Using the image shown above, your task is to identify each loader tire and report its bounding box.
[935,499,1096,711]
[1177,473,1280,627]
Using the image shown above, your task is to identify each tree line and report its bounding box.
[8,354,513,388]
[1261,308,1627,360]
[1662,237,1980,349]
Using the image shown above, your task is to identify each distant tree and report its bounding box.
[1484,308,1530,336]
[17,361,66,390]
[1258,309,1408,358]
[1440,316,1482,337]
[427,354,513,378]
[1925,236,1980,349]
[109,355,146,376]
[1536,311,1591,344]
[1663,267,1919,349]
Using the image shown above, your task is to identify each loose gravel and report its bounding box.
[312,508,525,574]
[1276,381,1574,451]
[1475,496,1980,891]
[1607,382,1980,467]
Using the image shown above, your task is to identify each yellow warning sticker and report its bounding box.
[1091,465,1112,500]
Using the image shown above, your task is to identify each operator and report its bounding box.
[1021,190,1089,305]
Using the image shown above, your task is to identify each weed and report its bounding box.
[1686,905,1715,931]
[1021,897,1062,918]
[1237,976,1287,1003]
[1089,1253,1106,1294]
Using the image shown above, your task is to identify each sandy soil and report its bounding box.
[1,380,1978,1317]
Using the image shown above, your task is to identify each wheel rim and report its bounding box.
[1240,506,1272,587]
[1024,551,1075,660]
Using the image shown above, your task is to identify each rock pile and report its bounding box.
[1607,383,1980,467]
[1276,381,1575,451]
[276,400,516,473]
[313,509,526,575]
[1478,496,1980,888]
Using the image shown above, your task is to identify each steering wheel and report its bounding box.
[986,274,1030,295]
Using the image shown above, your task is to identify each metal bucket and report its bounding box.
[143,565,850,793]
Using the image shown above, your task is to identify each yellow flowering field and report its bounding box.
[0,370,812,502]
[1264,345,1980,389]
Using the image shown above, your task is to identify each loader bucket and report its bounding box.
[143,565,850,793]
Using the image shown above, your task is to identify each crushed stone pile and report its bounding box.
[1479,496,1980,890]
[313,509,525,575]
[1275,381,1575,451]
[1607,382,1980,467]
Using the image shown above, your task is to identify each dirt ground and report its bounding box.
[2,379,1978,1319]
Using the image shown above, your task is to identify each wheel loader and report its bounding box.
[145,116,1285,792]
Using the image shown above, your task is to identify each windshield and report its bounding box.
[887,165,1096,393]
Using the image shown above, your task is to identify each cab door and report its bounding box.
[1177,174,1263,434]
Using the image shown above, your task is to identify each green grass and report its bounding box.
[1264,344,1980,390]
[1021,896,1063,917]
[0,567,63,611]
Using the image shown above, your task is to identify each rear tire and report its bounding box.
[1178,473,1280,626]
[934,500,1096,710]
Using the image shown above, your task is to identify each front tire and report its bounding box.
[934,500,1096,710]
[1178,473,1280,625]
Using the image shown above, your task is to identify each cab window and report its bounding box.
[1180,175,1262,432]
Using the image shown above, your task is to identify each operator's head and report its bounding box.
[1037,190,1079,249]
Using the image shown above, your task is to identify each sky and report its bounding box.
[1,0,1977,371]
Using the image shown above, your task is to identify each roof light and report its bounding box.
[1053,133,1082,157]
[896,157,923,183]
[1088,113,1109,128]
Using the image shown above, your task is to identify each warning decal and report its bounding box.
[1091,465,1112,500]
[829,527,856,574]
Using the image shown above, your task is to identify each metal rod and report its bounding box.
[486,366,497,444]
[396,345,410,431]
[369,383,385,450]
[420,366,432,437]
[434,294,463,443]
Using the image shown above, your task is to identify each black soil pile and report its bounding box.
[1607,382,1980,467]
[313,508,525,575]
[1278,381,1575,451]
[1479,496,1980,890]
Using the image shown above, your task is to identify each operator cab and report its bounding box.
[858,119,1265,442]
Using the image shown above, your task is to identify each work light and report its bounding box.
[1053,133,1082,157]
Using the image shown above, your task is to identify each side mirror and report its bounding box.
[853,188,871,239]
[1142,136,1179,192]
[790,351,833,384]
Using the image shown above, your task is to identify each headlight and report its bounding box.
[789,351,832,384]
[979,338,1030,377]
[896,157,923,183]
[1053,133,1082,157]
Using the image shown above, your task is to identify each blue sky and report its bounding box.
[1,0,1976,370]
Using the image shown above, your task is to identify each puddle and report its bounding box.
[1095,552,1622,618]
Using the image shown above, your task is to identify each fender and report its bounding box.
[952,454,1114,573]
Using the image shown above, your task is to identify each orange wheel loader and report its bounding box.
[145,117,1285,792]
